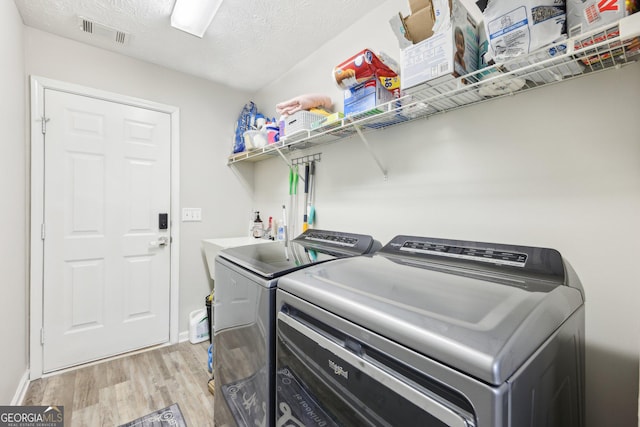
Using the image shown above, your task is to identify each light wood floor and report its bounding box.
[23,340,214,426]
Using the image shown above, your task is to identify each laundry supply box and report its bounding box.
[400,0,480,92]
[344,78,398,116]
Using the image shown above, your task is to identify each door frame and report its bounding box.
[29,76,181,379]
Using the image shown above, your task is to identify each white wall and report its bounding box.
[23,28,255,335]
[251,1,640,426]
[0,0,28,405]
[10,2,640,423]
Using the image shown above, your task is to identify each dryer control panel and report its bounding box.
[400,240,528,268]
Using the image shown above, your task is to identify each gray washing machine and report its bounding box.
[275,235,585,427]
[213,229,380,427]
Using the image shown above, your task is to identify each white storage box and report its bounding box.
[284,111,326,136]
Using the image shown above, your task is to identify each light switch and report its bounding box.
[182,207,202,222]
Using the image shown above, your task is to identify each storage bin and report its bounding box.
[284,111,326,136]
[243,130,268,149]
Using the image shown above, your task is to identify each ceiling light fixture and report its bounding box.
[170,0,223,38]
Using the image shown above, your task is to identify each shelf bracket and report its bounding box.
[272,145,291,168]
[353,125,388,180]
[228,162,253,195]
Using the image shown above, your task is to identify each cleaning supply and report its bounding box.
[302,162,310,232]
[252,211,264,238]
[205,291,214,343]
[292,166,299,238]
[266,122,279,144]
[267,216,276,240]
[288,167,299,241]
[189,308,209,344]
[276,219,285,241]
[307,161,316,226]
[278,115,286,142]
[279,205,287,242]
[208,343,213,373]
[281,204,290,261]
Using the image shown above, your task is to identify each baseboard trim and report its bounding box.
[178,330,211,344]
[39,341,174,379]
[11,370,30,405]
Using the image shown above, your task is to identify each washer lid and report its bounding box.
[219,229,376,279]
[278,239,584,385]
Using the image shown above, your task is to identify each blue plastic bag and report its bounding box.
[233,101,257,153]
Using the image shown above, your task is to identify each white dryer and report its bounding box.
[275,235,585,427]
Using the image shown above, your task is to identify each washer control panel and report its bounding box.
[381,235,565,282]
[293,229,376,255]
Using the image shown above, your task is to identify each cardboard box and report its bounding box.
[403,7,435,43]
[394,0,458,45]
[343,78,397,116]
[396,0,436,44]
[409,0,431,13]
[400,0,479,91]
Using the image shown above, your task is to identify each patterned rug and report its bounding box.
[221,367,268,426]
[118,403,187,427]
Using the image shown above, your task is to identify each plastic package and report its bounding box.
[243,130,268,150]
[483,0,567,62]
[233,102,257,153]
[332,49,399,90]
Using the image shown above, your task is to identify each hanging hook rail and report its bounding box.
[291,153,322,166]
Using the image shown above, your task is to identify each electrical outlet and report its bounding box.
[182,207,202,222]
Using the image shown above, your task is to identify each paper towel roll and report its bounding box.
[333,49,398,90]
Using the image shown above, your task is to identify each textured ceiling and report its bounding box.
[14,0,387,91]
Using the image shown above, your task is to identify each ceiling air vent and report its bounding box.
[78,17,130,46]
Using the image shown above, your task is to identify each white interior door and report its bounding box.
[42,88,172,373]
